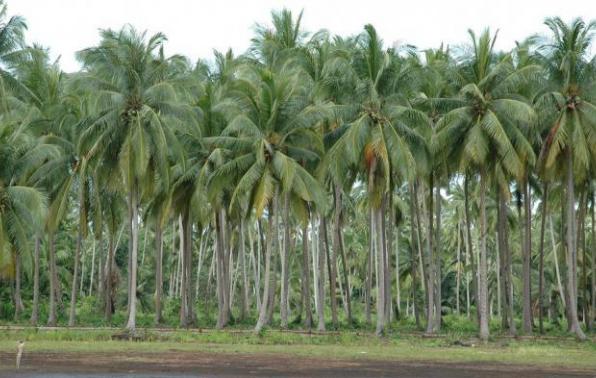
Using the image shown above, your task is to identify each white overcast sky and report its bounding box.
[7,0,596,72]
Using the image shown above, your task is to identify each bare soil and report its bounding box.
[0,350,594,377]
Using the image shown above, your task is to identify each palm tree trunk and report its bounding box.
[216,209,228,329]
[423,178,435,334]
[478,171,490,342]
[578,190,588,328]
[69,196,85,326]
[549,215,566,310]
[316,213,326,331]
[408,184,421,328]
[336,192,352,325]
[180,208,194,327]
[105,229,116,322]
[538,182,549,333]
[564,148,586,340]
[324,214,338,329]
[154,221,164,325]
[30,235,41,325]
[240,218,250,321]
[383,193,392,322]
[126,182,139,332]
[590,193,595,331]
[47,232,58,326]
[464,175,479,325]
[521,177,532,334]
[280,193,291,328]
[365,209,373,324]
[497,187,516,335]
[374,205,386,335]
[88,238,96,296]
[434,182,442,331]
[301,222,312,329]
[255,202,275,332]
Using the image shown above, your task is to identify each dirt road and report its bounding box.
[0,351,594,377]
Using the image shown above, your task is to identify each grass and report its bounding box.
[0,328,595,371]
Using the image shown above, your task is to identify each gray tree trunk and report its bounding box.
[155,221,164,325]
[521,177,532,334]
[564,149,586,339]
[538,182,549,333]
[316,214,326,331]
[280,193,291,328]
[478,172,490,342]
[125,182,139,332]
[301,223,312,329]
[255,202,275,333]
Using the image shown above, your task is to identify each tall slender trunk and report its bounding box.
[105,229,116,322]
[423,178,435,334]
[564,148,586,339]
[333,185,348,326]
[497,188,516,335]
[88,238,96,296]
[395,224,401,317]
[578,190,588,328]
[521,177,532,334]
[478,171,490,342]
[434,182,442,331]
[456,221,461,315]
[538,182,549,333]
[69,192,85,326]
[324,214,338,329]
[240,218,250,320]
[301,222,312,329]
[255,201,276,332]
[216,209,229,328]
[180,208,194,327]
[154,221,164,324]
[30,235,41,325]
[336,188,352,325]
[590,193,595,331]
[549,215,566,310]
[280,193,291,328]
[374,205,386,335]
[365,209,373,324]
[47,233,58,326]
[316,213,326,331]
[126,182,139,332]
[383,193,392,322]
[464,175,479,325]
[408,184,421,328]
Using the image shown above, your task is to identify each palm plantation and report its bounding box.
[0,2,595,343]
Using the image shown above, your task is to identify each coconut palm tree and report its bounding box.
[536,17,596,340]
[434,29,537,341]
[76,26,193,332]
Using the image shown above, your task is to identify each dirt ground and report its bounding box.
[0,350,594,377]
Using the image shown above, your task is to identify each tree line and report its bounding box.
[0,2,595,341]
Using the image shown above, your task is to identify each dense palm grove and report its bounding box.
[0,2,595,341]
